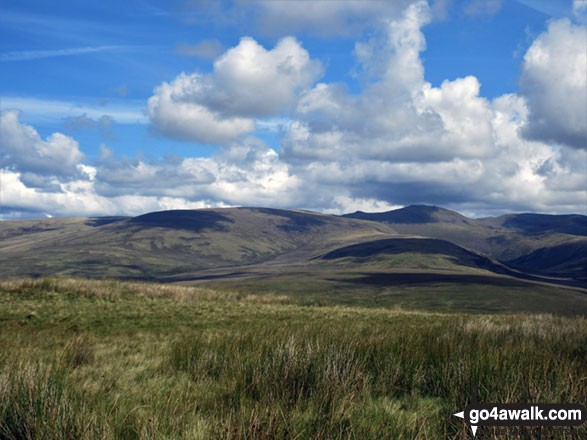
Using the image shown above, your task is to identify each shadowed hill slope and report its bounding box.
[318,237,511,274]
[480,213,587,236]
[506,241,587,281]
[342,205,587,280]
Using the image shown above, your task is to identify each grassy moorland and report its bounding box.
[0,278,585,439]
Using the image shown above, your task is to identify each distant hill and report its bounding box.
[480,213,587,236]
[506,242,587,281]
[0,208,390,279]
[0,206,585,314]
[316,237,515,275]
[342,205,587,281]
[343,205,474,225]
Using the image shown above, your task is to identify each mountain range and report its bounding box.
[1,205,585,314]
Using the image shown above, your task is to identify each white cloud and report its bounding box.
[1,139,306,219]
[210,37,323,116]
[0,110,84,186]
[0,169,217,219]
[285,2,489,163]
[279,1,587,214]
[147,73,256,145]
[3,2,587,219]
[148,36,322,144]
[322,197,401,215]
[519,19,587,149]
[94,145,216,197]
[418,76,495,158]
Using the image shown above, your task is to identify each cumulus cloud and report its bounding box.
[0,168,218,220]
[143,0,585,216]
[4,1,587,219]
[283,2,494,163]
[519,19,587,149]
[210,37,322,116]
[147,74,255,145]
[1,138,307,219]
[0,110,84,188]
[94,145,216,198]
[148,36,322,144]
[279,1,586,215]
[93,138,304,208]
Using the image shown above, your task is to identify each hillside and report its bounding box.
[1,206,585,314]
[0,208,390,279]
[317,237,513,275]
[342,205,587,281]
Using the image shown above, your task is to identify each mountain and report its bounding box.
[1,206,585,314]
[506,242,587,281]
[342,205,587,281]
[479,213,587,236]
[343,205,475,226]
[317,237,513,275]
[0,208,390,279]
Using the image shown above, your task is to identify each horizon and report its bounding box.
[2,203,586,223]
[1,0,586,220]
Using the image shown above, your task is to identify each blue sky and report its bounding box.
[1,0,586,219]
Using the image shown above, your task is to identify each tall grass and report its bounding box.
[0,278,585,439]
[167,317,586,438]
[0,363,105,439]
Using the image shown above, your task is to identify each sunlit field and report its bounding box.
[1,278,585,439]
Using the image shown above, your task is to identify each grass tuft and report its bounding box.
[0,363,104,439]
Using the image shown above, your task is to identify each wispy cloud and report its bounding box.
[175,40,224,60]
[1,97,147,124]
[0,45,129,62]
[515,0,573,18]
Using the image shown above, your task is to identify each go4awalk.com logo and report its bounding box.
[453,396,586,437]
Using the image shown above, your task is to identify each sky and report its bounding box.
[0,0,586,219]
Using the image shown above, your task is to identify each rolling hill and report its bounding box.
[1,206,585,314]
[0,208,391,278]
[342,205,587,281]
